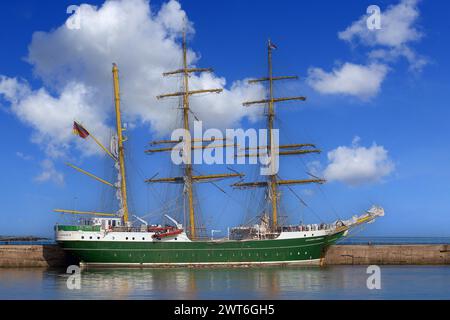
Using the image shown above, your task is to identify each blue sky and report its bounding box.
[0,0,449,237]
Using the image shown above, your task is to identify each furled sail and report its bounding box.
[111,134,124,216]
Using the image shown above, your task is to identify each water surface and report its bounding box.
[0,266,449,300]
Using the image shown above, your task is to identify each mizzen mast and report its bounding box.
[235,40,324,231]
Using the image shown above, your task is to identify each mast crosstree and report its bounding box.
[233,40,325,231]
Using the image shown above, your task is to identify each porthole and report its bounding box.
[89,236,92,240]
[132,237,135,240]
[304,234,306,237]
[298,252,301,255]
[126,237,129,240]
[276,253,279,256]
[312,234,314,236]
[142,237,145,240]
[290,252,292,256]
[97,237,100,240]
[81,236,84,239]
[174,238,177,240]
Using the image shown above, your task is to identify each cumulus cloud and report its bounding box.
[0,78,110,158]
[368,46,427,72]
[323,136,394,186]
[339,0,422,47]
[307,0,426,98]
[0,76,30,104]
[34,159,65,186]
[307,63,389,100]
[338,0,426,72]
[0,0,264,161]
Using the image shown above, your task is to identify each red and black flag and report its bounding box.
[73,121,90,139]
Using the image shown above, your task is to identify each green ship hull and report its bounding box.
[58,230,346,267]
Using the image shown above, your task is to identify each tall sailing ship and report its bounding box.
[55,36,384,267]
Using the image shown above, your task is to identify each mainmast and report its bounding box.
[181,31,195,240]
[234,40,325,231]
[146,31,242,239]
[112,63,129,224]
[267,40,278,228]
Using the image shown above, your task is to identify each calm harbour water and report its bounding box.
[0,265,449,300]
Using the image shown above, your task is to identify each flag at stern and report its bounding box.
[73,121,90,139]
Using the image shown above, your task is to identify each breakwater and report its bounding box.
[324,245,450,265]
[0,244,449,268]
[0,245,72,268]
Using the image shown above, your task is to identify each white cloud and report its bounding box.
[307,0,426,98]
[368,46,427,72]
[155,0,193,35]
[34,159,65,186]
[338,0,426,71]
[0,76,30,104]
[0,78,110,158]
[323,136,394,186]
[307,63,389,99]
[339,0,422,47]
[0,0,264,159]
[16,152,33,161]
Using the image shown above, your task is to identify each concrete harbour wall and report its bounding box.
[324,245,450,265]
[0,244,449,268]
[0,245,70,268]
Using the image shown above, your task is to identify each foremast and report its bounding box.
[112,63,129,224]
[234,40,325,231]
[54,63,130,222]
[146,32,242,239]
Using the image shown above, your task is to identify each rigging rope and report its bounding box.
[284,183,324,223]
[275,115,343,222]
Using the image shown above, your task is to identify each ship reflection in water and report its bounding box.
[0,266,450,299]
